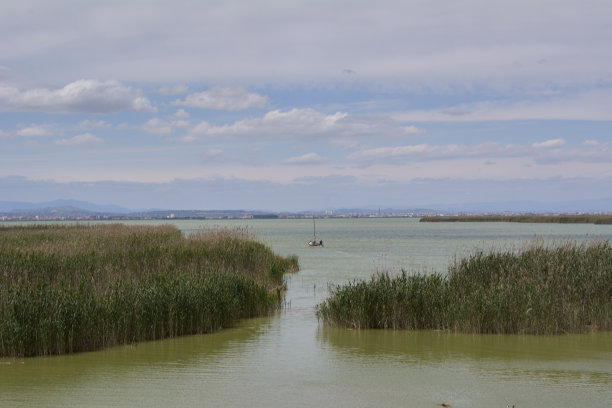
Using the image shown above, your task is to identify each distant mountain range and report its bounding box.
[0,200,303,219]
[0,200,133,214]
[1,198,610,219]
[0,200,438,220]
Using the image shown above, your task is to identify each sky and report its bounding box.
[1,0,611,212]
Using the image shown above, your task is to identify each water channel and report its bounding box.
[1,218,611,407]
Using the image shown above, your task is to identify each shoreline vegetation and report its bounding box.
[0,224,298,358]
[420,215,612,224]
[317,239,612,335]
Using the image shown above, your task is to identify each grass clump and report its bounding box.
[0,224,298,357]
[316,239,611,334]
[420,215,612,224]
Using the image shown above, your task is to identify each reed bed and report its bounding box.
[420,215,612,224]
[316,239,611,334]
[0,224,298,357]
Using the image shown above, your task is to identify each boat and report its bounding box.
[308,216,323,247]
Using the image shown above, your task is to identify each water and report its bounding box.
[2,218,612,407]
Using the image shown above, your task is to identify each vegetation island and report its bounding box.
[317,239,612,334]
[0,224,298,357]
[420,214,612,224]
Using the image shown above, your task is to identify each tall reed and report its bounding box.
[0,224,298,357]
[317,239,611,334]
[420,215,612,224]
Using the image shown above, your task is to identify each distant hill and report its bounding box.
[9,205,96,218]
[0,200,132,214]
[1,198,609,220]
[0,200,299,220]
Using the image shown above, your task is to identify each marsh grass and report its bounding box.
[420,215,612,224]
[0,224,298,357]
[316,239,611,334]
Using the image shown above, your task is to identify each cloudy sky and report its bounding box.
[1,0,611,211]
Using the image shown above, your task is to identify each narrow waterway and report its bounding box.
[1,218,611,407]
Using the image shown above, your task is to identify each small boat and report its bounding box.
[308,216,323,247]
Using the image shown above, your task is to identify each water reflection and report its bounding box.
[0,315,276,408]
[317,325,612,390]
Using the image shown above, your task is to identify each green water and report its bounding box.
[1,218,611,407]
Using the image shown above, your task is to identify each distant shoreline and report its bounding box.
[2,207,612,223]
[420,215,612,225]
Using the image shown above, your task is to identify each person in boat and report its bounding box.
[319,240,323,246]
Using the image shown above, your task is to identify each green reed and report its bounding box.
[0,224,298,357]
[420,215,612,224]
[316,239,611,334]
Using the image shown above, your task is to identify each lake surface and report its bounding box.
[1,218,611,407]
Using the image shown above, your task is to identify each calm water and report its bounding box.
[1,218,612,408]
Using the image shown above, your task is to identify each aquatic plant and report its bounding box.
[0,224,298,357]
[316,239,612,334]
[420,215,612,224]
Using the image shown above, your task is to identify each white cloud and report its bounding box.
[349,144,431,162]
[172,109,190,120]
[402,125,425,135]
[532,142,611,165]
[392,89,612,122]
[16,123,54,137]
[283,153,325,165]
[171,119,191,128]
[54,133,103,148]
[132,96,156,113]
[155,84,189,95]
[0,80,156,113]
[75,119,111,130]
[141,118,172,135]
[201,149,225,162]
[347,144,499,165]
[3,1,611,88]
[532,139,565,148]
[172,86,268,110]
[141,111,192,135]
[348,141,611,167]
[204,149,223,157]
[583,140,600,146]
[184,108,343,140]
[184,108,420,141]
[170,109,191,128]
